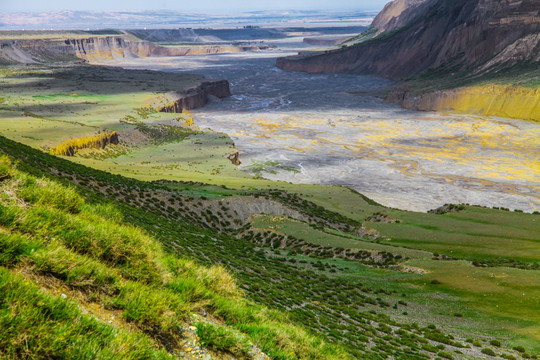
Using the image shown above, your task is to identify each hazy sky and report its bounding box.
[1,0,389,12]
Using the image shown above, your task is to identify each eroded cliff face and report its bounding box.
[151,80,232,113]
[65,37,156,61]
[0,37,153,63]
[388,85,540,122]
[277,0,540,80]
[0,36,269,64]
[67,36,269,61]
[0,39,79,64]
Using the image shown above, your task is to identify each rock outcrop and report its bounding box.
[151,80,232,113]
[277,0,540,80]
[226,151,241,166]
[388,85,540,122]
[370,0,431,35]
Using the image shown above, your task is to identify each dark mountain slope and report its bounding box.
[277,0,540,80]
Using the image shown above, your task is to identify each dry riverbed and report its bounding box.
[98,45,539,212]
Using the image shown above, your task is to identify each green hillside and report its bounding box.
[0,139,349,360]
[1,134,539,359]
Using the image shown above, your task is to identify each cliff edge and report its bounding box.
[151,80,232,113]
[388,85,540,122]
[0,35,268,64]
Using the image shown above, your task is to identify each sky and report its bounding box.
[0,0,389,12]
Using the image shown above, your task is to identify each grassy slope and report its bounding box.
[0,64,385,213]
[0,151,349,360]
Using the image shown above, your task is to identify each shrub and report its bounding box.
[438,350,453,359]
[481,348,496,356]
[489,339,501,347]
[50,131,119,156]
[196,322,251,358]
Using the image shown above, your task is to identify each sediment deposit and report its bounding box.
[302,36,351,46]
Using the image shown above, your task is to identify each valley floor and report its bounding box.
[93,47,540,213]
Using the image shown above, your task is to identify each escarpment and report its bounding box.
[152,80,232,113]
[277,0,540,80]
[65,37,158,60]
[0,35,269,64]
[387,85,540,122]
[0,39,79,64]
[67,36,269,61]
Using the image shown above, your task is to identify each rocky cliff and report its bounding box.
[388,85,540,122]
[67,36,269,61]
[0,39,79,64]
[151,80,232,113]
[370,0,431,35]
[65,37,157,61]
[0,35,268,64]
[277,0,540,80]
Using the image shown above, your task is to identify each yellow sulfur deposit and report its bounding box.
[433,85,540,122]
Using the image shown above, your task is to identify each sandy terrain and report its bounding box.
[100,43,539,212]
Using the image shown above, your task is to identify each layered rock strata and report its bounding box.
[152,80,232,113]
[0,36,268,64]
